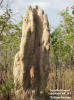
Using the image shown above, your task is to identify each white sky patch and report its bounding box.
[48,0,74,11]
[0,8,4,15]
[32,2,50,9]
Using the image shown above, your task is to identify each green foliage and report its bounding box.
[44,89,50,96]
[0,10,22,92]
[50,8,74,89]
[0,80,14,93]
[72,10,74,14]
[50,7,74,63]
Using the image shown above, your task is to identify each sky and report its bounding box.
[3,0,74,30]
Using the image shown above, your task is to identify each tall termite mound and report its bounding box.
[13,6,50,100]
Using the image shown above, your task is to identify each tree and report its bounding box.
[0,5,22,94]
[50,7,74,89]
